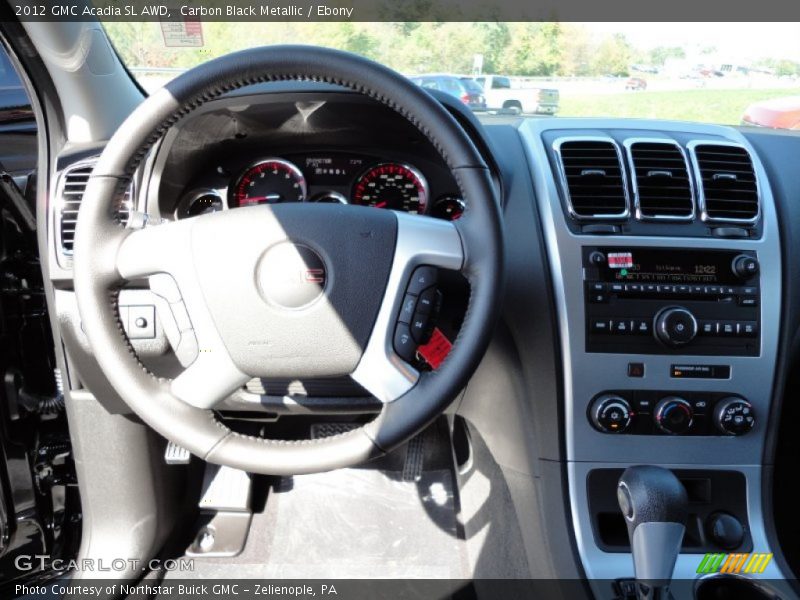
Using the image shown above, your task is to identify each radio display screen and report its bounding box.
[589,248,741,285]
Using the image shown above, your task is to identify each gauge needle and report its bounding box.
[374,201,388,208]
[244,194,282,203]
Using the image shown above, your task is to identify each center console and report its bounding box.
[519,118,786,597]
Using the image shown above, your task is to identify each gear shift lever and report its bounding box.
[617,466,688,600]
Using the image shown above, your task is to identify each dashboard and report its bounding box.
[173,151,464,220]
[46,84,800,597]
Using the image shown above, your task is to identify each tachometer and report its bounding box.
[352,163,428,214]
[230,158,306,208]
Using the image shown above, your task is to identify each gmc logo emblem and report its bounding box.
[304,268,325,284]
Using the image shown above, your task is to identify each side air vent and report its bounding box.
[626,140,694,220]
[555,138,629,219]
[690,143,759,223]
[57,161,133,258]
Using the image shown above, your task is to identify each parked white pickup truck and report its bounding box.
[468,75,560,115]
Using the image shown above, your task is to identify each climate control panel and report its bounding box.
[588,391,754,436]
[584,247,760,356]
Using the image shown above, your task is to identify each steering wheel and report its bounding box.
[73,46,503,475]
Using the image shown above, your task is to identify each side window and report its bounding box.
[420,79,439,90]
[0,47,33,125]
[492,76,511,89]
[440,78,462,95]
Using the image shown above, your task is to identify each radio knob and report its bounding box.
[654,306,698,347]
[713,397,755,436]
[589,394,633,433]
[732,254,759,280]
[654,397,694,435]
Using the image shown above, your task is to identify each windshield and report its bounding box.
[104,22,800,129]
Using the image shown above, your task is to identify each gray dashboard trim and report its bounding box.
[518,117,786,590]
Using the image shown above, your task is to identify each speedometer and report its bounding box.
[352,163,428,214]
[230,158,306,208]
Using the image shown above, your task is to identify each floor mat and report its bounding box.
[169,466,469,579]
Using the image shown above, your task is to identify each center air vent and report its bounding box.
[556,138,629,219]
[626,140,694,220]
[690,143,759,224]
[57,161,132,259]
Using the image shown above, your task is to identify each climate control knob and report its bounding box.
[714,397,755,436]
[590,394,633,433]
[654,396,694,435]
[654,306,698,348]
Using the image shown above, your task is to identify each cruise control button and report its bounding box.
[398,294,417,324]
[407,266,438,295]
[393,323,417,362]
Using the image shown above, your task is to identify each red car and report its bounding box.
[742,95,800,129]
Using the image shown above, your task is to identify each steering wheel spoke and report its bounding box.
[351,213,464,403]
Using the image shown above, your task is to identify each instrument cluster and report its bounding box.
[174,152,464,221]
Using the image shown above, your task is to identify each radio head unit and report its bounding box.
[584,247,760,356]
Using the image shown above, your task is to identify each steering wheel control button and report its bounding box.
[398,294,417,324]
[714,397,755,436]
[257,242,326,310]
[732,254,759,280]
[654,396,694,435]
[416,287,439,315]
[127,305,156,339]
[589,394,633,433]
[393,323,417,362]
[654,306,698,347]
[407,266,438,295]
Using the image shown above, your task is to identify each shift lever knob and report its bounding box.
[617,466,688,597]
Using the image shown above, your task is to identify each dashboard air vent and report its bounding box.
[627,141,694,220]
[58,162,132,256]
[691,143,759,223]
[556,139,628,219]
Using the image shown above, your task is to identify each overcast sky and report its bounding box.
[583,23,800,62]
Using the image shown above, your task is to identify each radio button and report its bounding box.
[700,321,719,335]
[589,292,608,303]
[625,284,643,293]
[738,296,758,307]
[676,285,692,294]
[589,282,606,293]
[634,319,651,335]
[610,283,625,293]
[720,322,737,336]
[705,285,721,295]
[658,284,676,294]
[611,319,631,334]
[732,255,759,280]
[692,285,705,295]
[590,319,611,334]
[738,321,758,337]
[740,286,758,295]
[644,284,658,293]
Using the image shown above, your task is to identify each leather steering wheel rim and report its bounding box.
[73,45,503,475]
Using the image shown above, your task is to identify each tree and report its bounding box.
[591,33,633,77]
[649,46,686,66]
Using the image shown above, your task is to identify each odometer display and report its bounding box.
[352,163,428,214]
[230,158,306,208]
